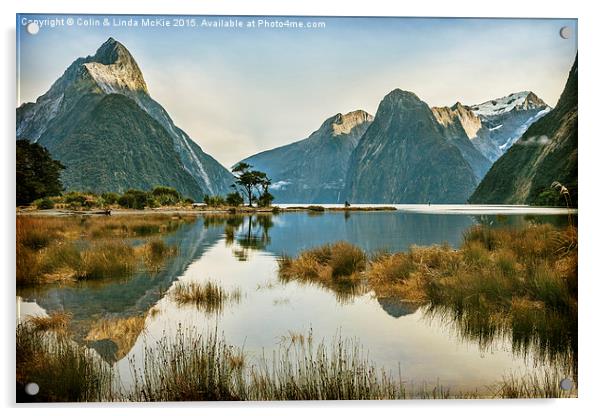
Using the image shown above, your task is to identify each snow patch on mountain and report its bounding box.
[471,91,549,117]
[498,107,551,151]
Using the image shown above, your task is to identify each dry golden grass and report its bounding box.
[278,241,366,295]
[27,311,72,332]
[16,215,183,285]
[171,280,242,314]
[279,224,577,370]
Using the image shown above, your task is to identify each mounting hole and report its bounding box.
[559,26,571,39]
[559,378,573,391]
[24,382,39,396]
[26,22,40,35]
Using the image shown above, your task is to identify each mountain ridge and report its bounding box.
[344,88,478,203]
[16,38,233,199]
[240,110,373,203]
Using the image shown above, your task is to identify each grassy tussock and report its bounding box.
[249,335,404,400]
[127,329,245,401]
[16,215,183,285]
[170,281,242,314]
[16,324,113,402]
[278,241,367,302]
[279,224,577,372]
[27,312,72,332]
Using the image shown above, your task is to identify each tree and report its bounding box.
[16,140,65,205]
[231,162,274,207]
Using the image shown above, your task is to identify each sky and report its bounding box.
[17,15,577,167]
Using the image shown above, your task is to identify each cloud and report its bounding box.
[517,135,551,146]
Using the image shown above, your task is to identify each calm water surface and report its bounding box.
[17,208,573,393]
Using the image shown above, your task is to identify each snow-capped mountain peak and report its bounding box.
[470,91,549,117]
[83,37,148,94]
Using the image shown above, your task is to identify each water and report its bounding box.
[17,207,573,394]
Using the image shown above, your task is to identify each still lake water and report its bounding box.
[17,206,574,394]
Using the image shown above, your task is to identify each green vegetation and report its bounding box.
[170,281,241,314]
[231,162,274,207]
[226,191,244,206]
[279,224,578,372]
[203,195,226,207]
[22,186,195,211]
[16,215,190,285]
[34,197,55,210]
[16,139,65,205]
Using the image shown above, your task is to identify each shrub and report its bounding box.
[34,197,55,210]
[101,192,120,205]
[152,186,182,206]
[118,189,151,209]
[63,192,88,207]
[204,195,226,207]
[225,192,244,207]
[257,191,274,207]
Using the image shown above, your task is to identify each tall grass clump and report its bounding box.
[16,323,112,402]
[170,281,242,314]
[75,241,137,280]
[16,214,186,285]
[278,241,366,302]
[127,328,245,401]
[496,368,576,398]
[27,311,71,332]
[248,335,405,400]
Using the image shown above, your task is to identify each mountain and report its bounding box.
[431,103,492,180]
[470,56,577,206]
[240,110,373,203]
[16,38,233,199]
[345,89,478,204]
[469,91,551,161]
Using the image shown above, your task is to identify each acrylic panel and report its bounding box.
[16,14,578,402]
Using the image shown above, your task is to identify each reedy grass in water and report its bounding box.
[278,241,367,303]
[170,280,242,314]
[26,311,72,333]
[16,323,113,402]
[279,224,578,374]
[17,323,576,401]
[16,215,190,285]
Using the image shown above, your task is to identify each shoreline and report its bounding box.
[16,203,578,217]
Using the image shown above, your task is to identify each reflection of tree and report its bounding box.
[204,214,274,261]
[232,215,274,261]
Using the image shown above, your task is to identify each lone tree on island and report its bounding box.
[231,162,274,207]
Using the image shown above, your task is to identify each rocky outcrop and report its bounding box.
[432,104,492,180]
